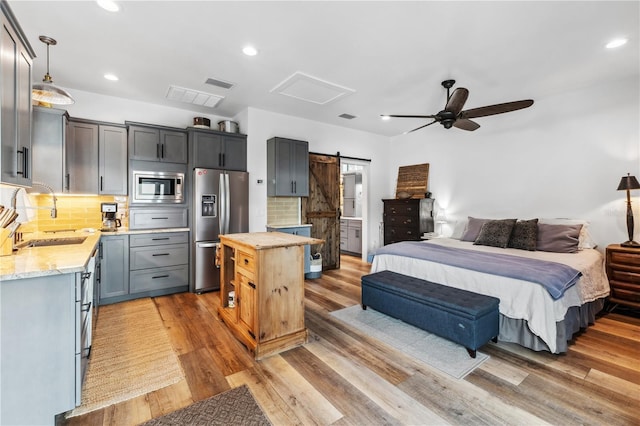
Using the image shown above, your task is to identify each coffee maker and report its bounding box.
[101,202,121,232]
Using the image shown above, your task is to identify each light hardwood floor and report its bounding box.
[60,255,640,425]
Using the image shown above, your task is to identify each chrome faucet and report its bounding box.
[11,181,58,219]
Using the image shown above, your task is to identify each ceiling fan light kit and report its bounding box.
[31,35,75,106]
[383,79,533,133]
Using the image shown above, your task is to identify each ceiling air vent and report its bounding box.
[339,113,357,120]
[271,71,355,105]
[166,85,224,108]
[205,77,235,90]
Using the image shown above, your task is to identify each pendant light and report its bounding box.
[32,36,75,105]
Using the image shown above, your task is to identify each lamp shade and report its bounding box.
[32,82,75,105]
[617,174,640,191]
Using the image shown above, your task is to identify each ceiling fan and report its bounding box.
[382,80,534,133]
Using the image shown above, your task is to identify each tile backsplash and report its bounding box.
[267,197,300,226]
[20,194,128,233]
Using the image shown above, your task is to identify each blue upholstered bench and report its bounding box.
[361,270,500,358]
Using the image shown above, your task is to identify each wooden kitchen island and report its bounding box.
[218,232,323,359]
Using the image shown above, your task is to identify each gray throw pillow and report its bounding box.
[508,218,539,251]
[474,219,517,248]
[536,223,582,253]
[461,217,491,242]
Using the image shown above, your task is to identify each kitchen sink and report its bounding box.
[16,237,87,249]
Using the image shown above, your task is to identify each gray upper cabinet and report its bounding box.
[31,107,68,192]
[1,1,35,187]
[66,119,127,195]
[67,120,99,193]
[99,125,127,195]
[128,124,187,164]
[189,129,247,171]
[267,137,309,197]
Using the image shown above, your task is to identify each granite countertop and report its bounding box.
[0,227,190,281]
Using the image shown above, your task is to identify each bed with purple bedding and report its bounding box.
[370,237,610,353]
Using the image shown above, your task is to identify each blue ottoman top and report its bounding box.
[362,270,500,318]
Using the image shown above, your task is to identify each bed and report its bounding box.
[370,217,610,354]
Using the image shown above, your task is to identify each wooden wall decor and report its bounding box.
[396,163,429,199]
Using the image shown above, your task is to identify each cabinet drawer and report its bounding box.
[129,208,188,229]
[384,215,418,227]
[608,268,640,284]
[236,250,255,275]
[130,232,188,247]
[130,244,188,270]
[384,227,420,241]
[384,202,419,215]
[130,265,188,293]
[610,280,640,302]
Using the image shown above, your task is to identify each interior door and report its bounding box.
[302,153,340,270]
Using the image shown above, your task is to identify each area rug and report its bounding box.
[140,385,272,426]
[70,298,185,416]
[330,305,489,379]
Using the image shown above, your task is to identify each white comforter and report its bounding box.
[370,238,610,353]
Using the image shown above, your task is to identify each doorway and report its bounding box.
[340,158,369,263]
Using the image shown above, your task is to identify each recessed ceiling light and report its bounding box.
[606,38,628,49]
[97,0,119,12]
[104,73,119,81]
[242,45,258,56]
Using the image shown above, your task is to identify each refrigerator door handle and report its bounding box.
[197,242,218,248]
[219,174,226,235]
[224,173,231,234]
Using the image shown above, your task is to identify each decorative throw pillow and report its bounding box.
[507,218,539,251]
[539,218,596,249]
[461,217,491,242]
[536,223,582,253]
[473,219,517,248]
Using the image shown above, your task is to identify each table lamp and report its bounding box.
[617,173,640,247]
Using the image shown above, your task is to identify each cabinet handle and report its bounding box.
[152,274,170,279]
[222,153,225,167]
[65,173,70,191]
[82,272,92,280]
[152,238,170,241]
[161,144,165,158]
[151,217,169,220]
[82,346,91,359]
[244,258,249,265]
[218,153,222,166]
[156,143,160,159]
[81,301,92,312]
[249,281,256,289]
[152,253,170,256]
[100,176,104,191]
[291,181,295,193]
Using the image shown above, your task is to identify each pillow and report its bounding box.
[473,219,517,248]
[450,219,468,240]
[538,218,596,249]
[536,223,582,253]
[461,217,491,242]
[507,218,539,251]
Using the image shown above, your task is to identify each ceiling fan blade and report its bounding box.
[382,114,438,119]
[404,120,438,134]
[445,88,469,115]
[453,118,480,131]
[459,99,534,119]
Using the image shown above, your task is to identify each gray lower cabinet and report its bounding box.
[188,128,247,171]
[267,137,309,196]
[100,232,189,305]
[340,218,362,254]
[1,266,93,425]
[100,234,130,302]
[129,208,188,229]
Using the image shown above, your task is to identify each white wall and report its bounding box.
[386,76,640,251]
[243,107,389,255]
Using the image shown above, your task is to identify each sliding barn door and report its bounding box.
[302,153,340,270]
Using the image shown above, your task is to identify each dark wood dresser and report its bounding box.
[605,244,640,309]
[382,198,434,245]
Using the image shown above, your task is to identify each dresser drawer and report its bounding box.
[608,250,640,268]
[130,232,188,247]
[384,227,420,244]
[384,201,420,215]
[130,244,189,270]
[129,208,188,229]
[130,265,189,293]
[607,268,640,284]
[384,214,419,227]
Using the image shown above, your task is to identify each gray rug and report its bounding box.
[140,385,271,426]
[331,305,489,379]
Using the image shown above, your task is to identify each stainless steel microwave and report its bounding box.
[132,171,184,203]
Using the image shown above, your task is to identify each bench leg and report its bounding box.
[466,348,477,358]
[492,336,498,343]
[361,304,367,310]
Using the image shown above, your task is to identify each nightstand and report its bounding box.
[605,244,640,309]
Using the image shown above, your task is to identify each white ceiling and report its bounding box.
[8,1,639,137]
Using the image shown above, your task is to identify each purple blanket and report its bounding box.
[375,241,582,300]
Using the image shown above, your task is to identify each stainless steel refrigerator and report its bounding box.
[192,168,249,293]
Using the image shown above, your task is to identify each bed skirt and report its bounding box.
[498,298,606,354]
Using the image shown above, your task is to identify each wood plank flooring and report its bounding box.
[60,255,640,425]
